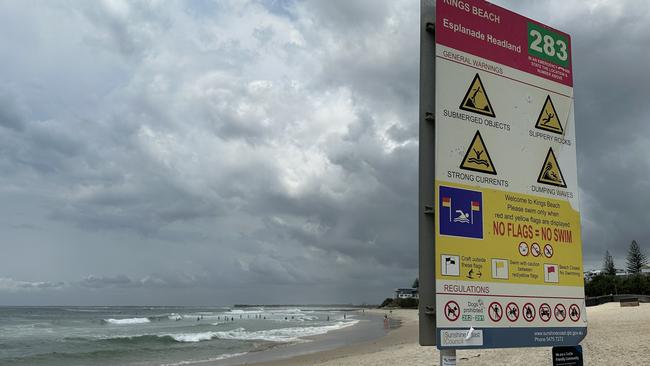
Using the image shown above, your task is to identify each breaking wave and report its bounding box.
[102,318,151,325]
[92,320,358,345]
[169,320,359,343]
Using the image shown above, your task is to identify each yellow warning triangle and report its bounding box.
[535,95,564,134]
[537,148,567,187]
[459,73,495,117]
[460,130,497,175]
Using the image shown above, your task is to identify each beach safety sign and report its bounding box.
[434,0,586,349]
[460,131,497,175]
[535,96,564,135]
[459,74,495,117]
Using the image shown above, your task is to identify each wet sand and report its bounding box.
[241,303,650,365]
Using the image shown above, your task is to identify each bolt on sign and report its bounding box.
[433,0,586,348]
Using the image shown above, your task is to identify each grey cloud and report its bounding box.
[299,0,391,31]
[3,0,646,306]
[0,278,65,291]
[563,1,650,266]
[78,275,134,289]
[0,92,27,131]
[488,0,650,268]
[76,273,213,290]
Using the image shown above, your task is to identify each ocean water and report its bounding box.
[0,306,362,366]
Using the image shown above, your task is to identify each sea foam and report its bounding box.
[103,317,151,325]
[164,320,359,343]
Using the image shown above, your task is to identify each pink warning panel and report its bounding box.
[436,0,573,86]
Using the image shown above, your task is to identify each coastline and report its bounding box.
[232,309,414,366]
[208,310,394,366]
[222,303,650,365]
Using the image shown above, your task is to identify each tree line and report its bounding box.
[600,240,647,275]
[586,240,649,297]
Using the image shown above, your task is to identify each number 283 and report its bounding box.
[529,29,568,61]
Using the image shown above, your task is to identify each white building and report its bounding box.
[394,288,419,299]
[641,265,650,275]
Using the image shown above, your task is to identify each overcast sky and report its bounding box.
[0,0,647,306]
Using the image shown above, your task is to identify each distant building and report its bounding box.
[615,269,628,276]
[583,269,602,281]
[641,265,650,275]
[394,288,419,299]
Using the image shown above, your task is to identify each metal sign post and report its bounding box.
[418,0,437,347]
[419,0,586,356]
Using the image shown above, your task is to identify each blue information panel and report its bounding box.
[439,186,483,239]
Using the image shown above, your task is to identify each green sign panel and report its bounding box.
[527,22,570,68]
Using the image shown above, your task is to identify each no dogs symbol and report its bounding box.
[444,301,460,322]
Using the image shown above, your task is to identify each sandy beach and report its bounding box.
[246,303,650,365]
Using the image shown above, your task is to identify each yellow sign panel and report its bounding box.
[459,73,496,117]
[436,181,583,287]
[535,95,563,134]
[460,130,497,175]
[537,148,567,188]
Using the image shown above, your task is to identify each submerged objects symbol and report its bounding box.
[459,73,496,117]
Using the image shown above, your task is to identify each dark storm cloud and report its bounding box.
[469,0,650,268]
[1,0,647,305]
[548,1,650,268]
[0,92,27,131]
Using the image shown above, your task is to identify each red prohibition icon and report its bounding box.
[554,304,567,322]
[506,302,519,322]
[539,303,552,322]
[518,242,529,256]
[488,301,503,322]
[544,244,554,258]
[444,300,461,322]
[531,243,541,257]
[522,302,536,322]
[569,304,581,322]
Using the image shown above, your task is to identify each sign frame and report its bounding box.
[418,0,437,347]
[419,0,586,350]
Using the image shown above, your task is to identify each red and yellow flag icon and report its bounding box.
[471,201,480,211]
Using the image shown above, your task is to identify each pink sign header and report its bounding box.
[436,0,573,87]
